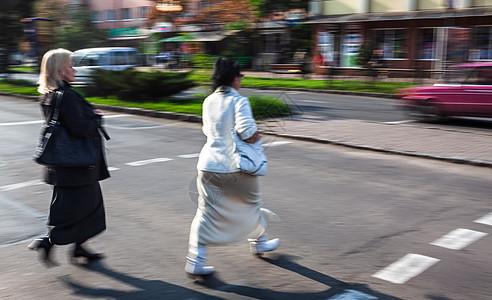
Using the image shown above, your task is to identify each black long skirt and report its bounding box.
[47,182,106,245]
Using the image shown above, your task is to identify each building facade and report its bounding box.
[307,0,492,74]
[85,0,154,46]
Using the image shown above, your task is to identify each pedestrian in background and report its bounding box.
[185,57,279,276]
[28,48,110,266]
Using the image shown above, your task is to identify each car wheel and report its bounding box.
[409,104,443,123]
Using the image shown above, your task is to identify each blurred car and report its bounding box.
[155,52,170,64]
[72,47,140,84]
[398,62,492,120]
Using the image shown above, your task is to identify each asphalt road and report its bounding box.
[1,94,491,299]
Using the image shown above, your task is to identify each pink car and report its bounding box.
[398,62,492,120]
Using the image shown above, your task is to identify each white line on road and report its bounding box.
[372,253,440,284]
[383,120,415,125]
[0,115,126,127]
[126,158,173,166]
[474,212,492,226]
[0,180,44,192]
[103,114,129,119]
[263,141,292,147]
[108,167,120,171]
[297,99,327,104]
[430,228,488,250]
[178,153,200,158]
[0,120,44,126]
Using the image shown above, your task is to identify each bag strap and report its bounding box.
[50,90,64,125]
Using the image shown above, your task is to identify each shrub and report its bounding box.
[189,53,218,70]
[86,68,197,102]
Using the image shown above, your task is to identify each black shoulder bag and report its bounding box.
[34,90,100,167]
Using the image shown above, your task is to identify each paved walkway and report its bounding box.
[260,114,492,167]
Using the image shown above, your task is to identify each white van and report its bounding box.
[72,47,140,84]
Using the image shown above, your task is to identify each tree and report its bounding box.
[247,0,309,18]
[193,0,255,24]
[33,0,107,52]
[54,4,107,51]
[0,0,36,73]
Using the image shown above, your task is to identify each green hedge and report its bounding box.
[86,68,197,102]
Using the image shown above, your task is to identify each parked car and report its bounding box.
[398,62,492,120]
[72,47,140,84]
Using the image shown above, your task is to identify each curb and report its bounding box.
[3,90,489,168]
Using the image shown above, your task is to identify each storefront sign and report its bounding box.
[109,28,141,36]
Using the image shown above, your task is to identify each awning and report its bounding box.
[159,30,239,43]
[303,7,492,24]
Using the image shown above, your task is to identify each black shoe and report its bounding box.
[27,237,57,267]
[72,244,104,262]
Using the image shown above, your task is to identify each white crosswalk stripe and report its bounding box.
[474,212,492,226]
[372,253,440,284]
[126,158,173,166]
[430,228,488,250]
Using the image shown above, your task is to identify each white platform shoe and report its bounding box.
[249,233,279,255]
[185,245,215,276]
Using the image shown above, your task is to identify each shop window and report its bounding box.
[121,8,132,20]
[139,6,149,19]
[417,28,437,60]
[91,11,102,23]
[107,10,116,21]
[470,26,492,61]
[374,29,407,59]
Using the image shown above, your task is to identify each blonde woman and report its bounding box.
[28,48,110,266]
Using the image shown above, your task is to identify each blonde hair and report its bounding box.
[37,48,73,94]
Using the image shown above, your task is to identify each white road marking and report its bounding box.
[297,99,326,104]
[0,115,127,127]
[108,167,120,171]
[126,158,173,166]
[103,114,129,119]
[263,141,292,147]
[0,180,44,192]
[372,253,440,284]
[383,120,415,125]
[474,212,492,226]
[430,228,488,250]
[178,153,200,158]
[0,120,44,126]
[327,289,378,300]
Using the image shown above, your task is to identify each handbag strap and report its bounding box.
[50,90,64,125]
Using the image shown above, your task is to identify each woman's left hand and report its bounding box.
[244,131,261,144]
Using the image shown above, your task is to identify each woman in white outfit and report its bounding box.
[185,57,279,276]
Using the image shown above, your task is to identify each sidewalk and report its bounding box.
[261,114,492,168]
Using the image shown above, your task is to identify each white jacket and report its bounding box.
[197,86,258,173]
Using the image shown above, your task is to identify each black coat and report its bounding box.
[40,82,110,186]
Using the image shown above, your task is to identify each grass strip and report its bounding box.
[189,73,415,94]
[87,94,291,119]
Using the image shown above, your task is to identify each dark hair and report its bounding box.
[212,57,241,90]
